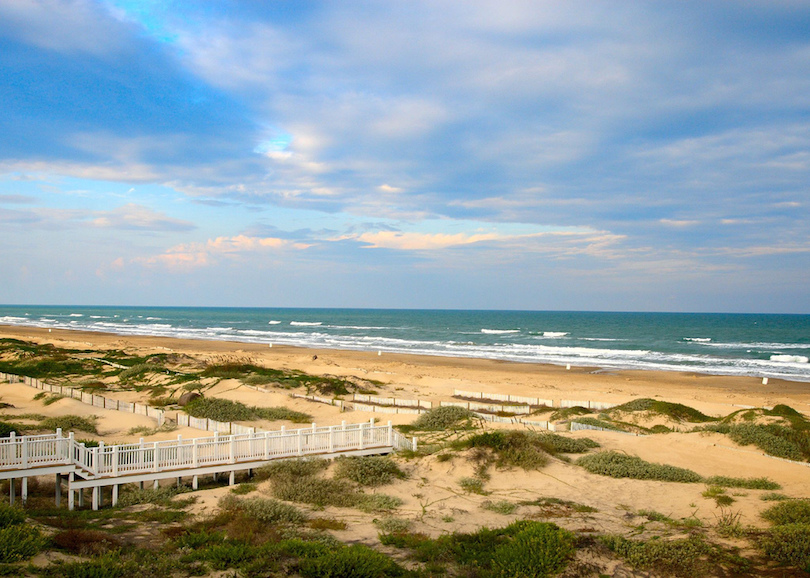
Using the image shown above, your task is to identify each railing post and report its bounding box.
[193,439,199,468]
[98,442,105,474]
[153,441,159,472]
[92,446,99,475]
[68,432,74,465]
[388,421,393,447]
[264,432,270,460]
[297,428,303,456]
[112,445,119,476]
[229,436,235,464]
[21,435,28,469]
[359,422,365,450]
[328,426,334,453]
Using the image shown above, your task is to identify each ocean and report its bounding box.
[1,306,809,382]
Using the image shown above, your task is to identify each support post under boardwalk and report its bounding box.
[229,471,235,486]
[21,478,28,504]
[112,485,119,507]
[55,474,61,508]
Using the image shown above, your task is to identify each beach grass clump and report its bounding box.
[118,363,163,382]
[116,485,193,508]
[459,476,489,495]
[218,494,307,525]
[39,415,98,434]
[380,520,574,577]
[481,500,518,515]
[761,492,790,502]
[762,500,810,526]
[549,406,590,420]
[703,422,808,461]
[570,416,629,432]
[201,362,360,396]
[334,455,407,487]
[609,398,716,423]
[576,451,703,483]
[254,458,329,482]
[266,461,402,512]
[519,496,598,514]
[184,397,311,423]
[0,420,19,437]
[703,475,781,490]
[464,431,551,470]
[408,405,478,431]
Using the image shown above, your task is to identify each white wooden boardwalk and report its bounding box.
[0,420,415,510]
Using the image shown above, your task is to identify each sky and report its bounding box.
[0,1,808,313]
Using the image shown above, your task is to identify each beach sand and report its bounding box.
[2,324,809,571]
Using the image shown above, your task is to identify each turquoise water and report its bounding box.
[1,306,809,381]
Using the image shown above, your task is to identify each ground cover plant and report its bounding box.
[380,520,575,577]
[0,503,43,563]
[599,534,748,577]
[334,455,407,486]
[576,451,703,482]
[184,396,311,423]
[260,457,404,513]
[403,405,479,432]
[608,398,717,423]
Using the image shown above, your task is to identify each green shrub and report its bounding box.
[230,482,257,495]
[762,500,810,526]
[298,543,405,578]
[116,485,189,507]
[459,477,488,495]
[549,406,590,420]
[610,398,716,423]
[759,523,810,572]
[465,431,550,470]
[410,406,477,430]
[704,476,781,490]
[354,493,403,513]
[0,422,18,438]
[491,521,575,577]
[704,423,808,461]
[571,417,628,432]
[761,492,790,502]
[0,524,43,563]
[0,504,26,530]
[118,363,163,382]
[334,456,407,487]
[536,433,599,454]
[256,406,311,423]
[577,451,702,483]
[601,534,712,577]
[185,397,311,423]
[272,476,356,508]
[219,494,307,524]
[482,500,518,515]
[374,517,412,534]
[40,415,98,434]
[255,458,329,482]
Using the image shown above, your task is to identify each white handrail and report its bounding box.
[0,420,411,479]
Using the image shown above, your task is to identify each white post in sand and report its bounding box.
[762,377,769,385]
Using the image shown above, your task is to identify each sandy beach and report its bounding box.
[2,324,809,575]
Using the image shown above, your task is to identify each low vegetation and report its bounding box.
[576,451,703,483]
[381,520,575,577]
[184,397,311,423]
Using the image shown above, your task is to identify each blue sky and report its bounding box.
[0,1,808,312]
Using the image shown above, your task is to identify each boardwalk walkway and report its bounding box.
[0,420,415,510]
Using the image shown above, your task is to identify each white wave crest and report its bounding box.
[290,321,322,326]
[481,329,520,334]
[543,331,569,338]
[268,320,282,325]
[770,355,809,364]
[684,337,712,342]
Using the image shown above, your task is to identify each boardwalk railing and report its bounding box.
[1,420,415,481]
